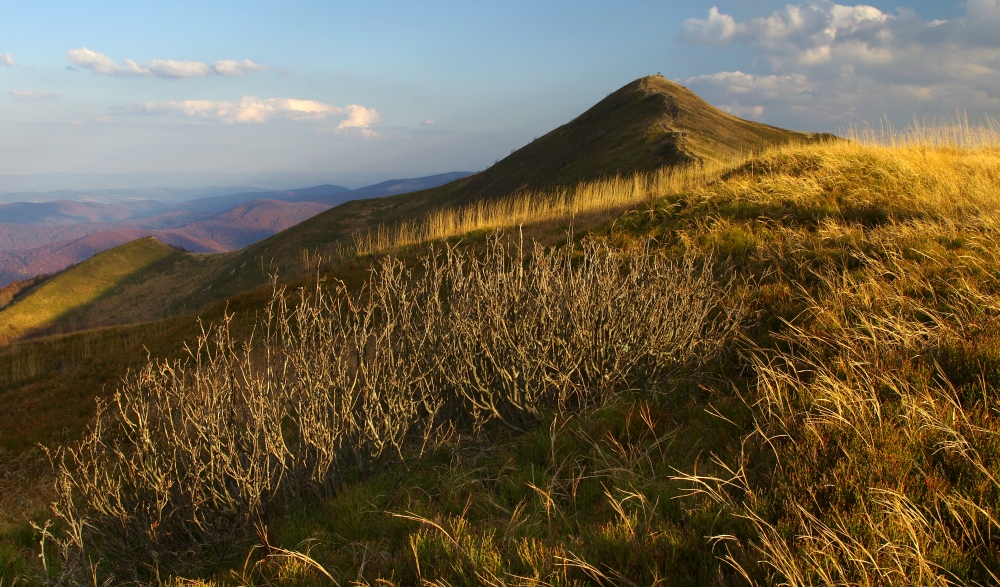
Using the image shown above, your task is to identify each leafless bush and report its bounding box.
[46,235,740,580]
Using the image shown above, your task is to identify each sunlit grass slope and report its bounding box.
[0,237,186,340]
[353,154,747,255]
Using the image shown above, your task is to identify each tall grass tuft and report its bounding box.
[353,157,748,256]
[46,235,740,581]
[844,113,1000,149]
[680,259,1000,585]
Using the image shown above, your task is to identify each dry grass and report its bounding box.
[352,157,747,256]
[678,239,1000,585]
[844,114,1000,149]
[657,121,1000,586]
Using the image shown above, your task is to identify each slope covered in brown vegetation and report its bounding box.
[159,199,330,251]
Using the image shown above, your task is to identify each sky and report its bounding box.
[0,1,995,190]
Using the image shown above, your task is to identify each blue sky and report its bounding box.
[0,1,994,188]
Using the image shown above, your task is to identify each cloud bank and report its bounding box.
[139,96,380,133]
[0,54,13,67]
[678,1,1000,127]
[68,47,268,78]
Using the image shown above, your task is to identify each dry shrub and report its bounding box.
[46,235,740,580]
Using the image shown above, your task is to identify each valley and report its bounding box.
[0,173,471,289]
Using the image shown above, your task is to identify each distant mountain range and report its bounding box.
[0,172,471,286]
[0,170,413,198]
[0,185,271,205]
[0,199,169,225]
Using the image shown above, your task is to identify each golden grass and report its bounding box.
[353,117,1000,262]
[352,155,748,256]
[654,120,1000,587]
[844,113,1000,149]
[696,127,1000,224]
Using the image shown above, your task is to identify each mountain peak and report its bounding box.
[433,75,819,205]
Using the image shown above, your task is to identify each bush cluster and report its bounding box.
[46,236,738,579]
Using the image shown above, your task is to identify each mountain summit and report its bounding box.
[430,75,822,204]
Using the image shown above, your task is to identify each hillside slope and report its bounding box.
[0,237,191,339]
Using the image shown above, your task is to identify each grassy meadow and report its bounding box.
[3,120,1000,585]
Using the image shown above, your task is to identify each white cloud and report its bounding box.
[336,104,381,131]
[719,104,766,119]
[420,119,437,126]
[678,2,1000,127]
[678,7,741,46]
[684,71,816,98]
[683,72,818,122]
[9,90,58,100]
[210,59,269,76]
[0,54,13,67]
[138,96,380,132]
[681,2,895,67]
[67,47,268,78]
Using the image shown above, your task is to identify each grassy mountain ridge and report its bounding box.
[408,75,826,206]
